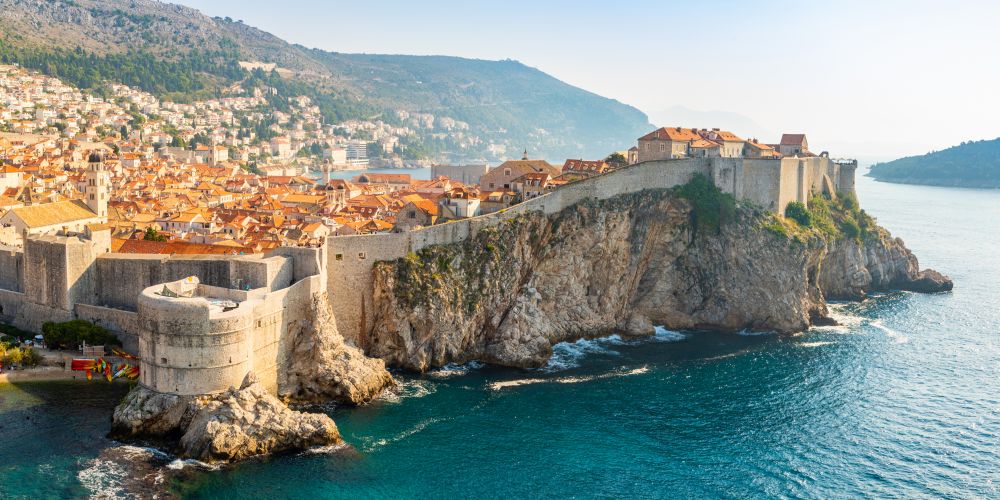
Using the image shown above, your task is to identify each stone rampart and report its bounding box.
[136,270,324,396]
[93,253,293,311]
[74,304,140,353]
[325,156,854,343]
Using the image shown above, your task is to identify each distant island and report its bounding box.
[868,138,1000,188]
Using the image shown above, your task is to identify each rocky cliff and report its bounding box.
[280,293,395,405]
[112,292,394,462]
[366,186,951,372]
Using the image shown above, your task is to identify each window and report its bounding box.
[659,143,665,152]
[358,252,366,259]
[504,169,511,176]
[409,211,416,218]
[489,183,495,188]
[335,254,343,261]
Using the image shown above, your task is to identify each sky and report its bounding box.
[175,0,1000,160]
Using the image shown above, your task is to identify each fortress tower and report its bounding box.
[85,151,109,220]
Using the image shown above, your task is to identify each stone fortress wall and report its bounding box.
[0,232,326,396]
[327,156,857,344]
[0,155,854,397]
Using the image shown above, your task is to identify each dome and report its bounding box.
[87,151,103,163]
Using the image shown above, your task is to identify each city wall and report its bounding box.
[136,273,324,396]
[327,156,855,344]
[0,156,854,396]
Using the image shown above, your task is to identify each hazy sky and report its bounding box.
[176,0,1000,160]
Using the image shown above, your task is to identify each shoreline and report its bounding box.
[0,366,87,384]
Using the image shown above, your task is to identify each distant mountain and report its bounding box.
[868,138,1000,188]
[0,0,651,161]
[649,106,773,141]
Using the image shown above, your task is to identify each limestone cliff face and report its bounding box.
[367,189,951,372]
[820,234,953,300]
[111,374,341,463]
[279,292,395,405]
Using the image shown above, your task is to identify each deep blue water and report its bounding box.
[1,172,997,499]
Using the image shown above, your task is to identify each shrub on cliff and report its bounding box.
[674,174,736,232]
[785,202,812,227]
[41,320,121,351]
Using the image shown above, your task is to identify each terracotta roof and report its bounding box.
[5,199,97,228]
[780,134,807,146]
[114,238,253,255]
[639,127,702,142]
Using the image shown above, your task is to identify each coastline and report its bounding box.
[0,366,86,384]
[865,175,1000,190]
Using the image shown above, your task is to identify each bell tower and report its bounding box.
[85,151,109,220]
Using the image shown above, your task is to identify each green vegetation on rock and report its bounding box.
[772,193,877,243]
[673,173,737,232]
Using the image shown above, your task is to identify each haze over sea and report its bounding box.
[0,171,996,498]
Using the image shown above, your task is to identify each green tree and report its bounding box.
[605,152,628,169]
[785,202,812,227]
[144,227,167,242]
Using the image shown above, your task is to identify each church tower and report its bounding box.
[85,151,109,220]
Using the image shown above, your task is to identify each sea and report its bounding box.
[0,170,997,499]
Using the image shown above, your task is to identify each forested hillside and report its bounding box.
[0,0,650,160]
[868,139,1000,188]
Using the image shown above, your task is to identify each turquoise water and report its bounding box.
[1,173,998,498]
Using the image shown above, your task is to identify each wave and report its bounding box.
[165,458,221,471]
[489,365,650,391]
[427,361,485,379]
[380,379,437,403]
[78,457,130,500]
[359,417,448,452]
[78,445,174,499]
[542,337,622,372]
[798,341,835,348]
[870,319,910,344]
[652,326,687,342]
[302,442,351,456]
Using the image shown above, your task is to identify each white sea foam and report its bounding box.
[799,341,835,348]
[302,442,351,455]
[543,337,622,372]
[78,445,173,499]
[652,326,687,342]
[78,458,129,500]
[360,417,447,452]
[489,365,650,390]
[380,379,437,403]
[428,361,485,379]
[813,304,865,333]
[870,320,910,344]
[488,378,547,390]
[165,458,221,471]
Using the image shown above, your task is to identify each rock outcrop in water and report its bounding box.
[111,374,341,463]
[366,186,951,371]
[111,292,393,463]
[280,293,395,405]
